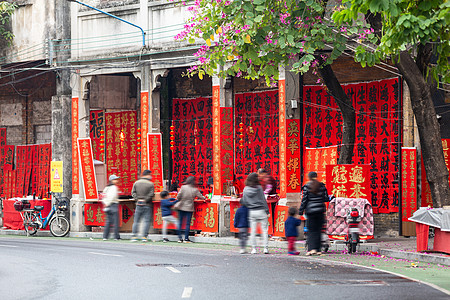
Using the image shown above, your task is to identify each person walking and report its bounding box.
[299,171,329,256]
[241,172,270,254]
[176,176,205,243]
[285,207,301,255]
[234,199,249,254]
[102,175,121,241]
[131,170,155,242]
[160,190,178,242]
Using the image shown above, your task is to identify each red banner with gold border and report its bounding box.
[147,133,164,192]
[78,138,98,200]
[153,201,177,229]
[84,202,123,226]
[273,205,289,237]
[212,85,221,195]
[402,148,417,222]
[286,119,301,193]
[72,97,80,195]
[326,164,370,201]
[220,107,233,194]
[279,79,287,198]
[4,145,14,171]
[141,91,149,173]
[229,201,240,233]
[193,202,219,232]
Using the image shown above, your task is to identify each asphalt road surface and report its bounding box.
[0,237,448,300]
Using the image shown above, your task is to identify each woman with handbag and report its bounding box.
[101,175,121,240]
[176,176,205,243]
[299,171,329,255]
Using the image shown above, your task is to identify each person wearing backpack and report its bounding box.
[131,170,155,242]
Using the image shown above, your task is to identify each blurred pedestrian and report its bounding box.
[176,176,205,243]
[257,168,277,196]
[285,207,301,255]
[160,190,178,242]
[299,171,329,256]
[131,170,155,242]
[241,172,270,254]
[234,199,249,254]
[102,175,120,241]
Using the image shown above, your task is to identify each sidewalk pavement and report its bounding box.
[1,228,449,266]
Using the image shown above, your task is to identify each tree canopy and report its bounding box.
[176,0,374,84]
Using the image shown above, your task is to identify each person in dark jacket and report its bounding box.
[160,190,178,242]
[241,172,270,254]
[285,207,301,255]
[299,171,329,255]
[234,199,249,254]
[131,170,155,242]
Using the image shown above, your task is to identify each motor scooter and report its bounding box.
[345,208,361,253]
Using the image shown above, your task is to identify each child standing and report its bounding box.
[234,200,249,254]
[285,207,302,255]
[160,191,178,242]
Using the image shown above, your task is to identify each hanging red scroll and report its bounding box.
[105,111,138,194]
[147,133,164,192]
[326,164,370,200]
[141,91,149,175]
[0,128,6,146]
[90,110,105,161]
[72,97,80,195]
[234,90,279,192]
[229,201,240,233]
[304,78,401,213]
[78,138,98,200]
[4,145,14,171]
[37,144,51,199]
[401,148,417,222]
[212,86,221,195]
[273,205,289,237]
[220,107,234,194]
[279,80,287,198]
[303,145,338,185]
[286,120,301,193]
[421,139,450,207]
[172,97,212,193]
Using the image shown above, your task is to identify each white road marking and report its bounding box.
[181,287,193,298]
[88,252,122,257]
[0,244,18,248]
[166,266,181,273]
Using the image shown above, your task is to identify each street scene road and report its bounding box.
[1,237,449,300]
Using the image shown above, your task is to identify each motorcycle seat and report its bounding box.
[34,206,44,211]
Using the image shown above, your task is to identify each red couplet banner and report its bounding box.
[147,133,164,192]
[326,164,371,204]
[304,146,338,185]
[89,110,105,162]
[78,138,98,200]
[229,201,240,233]
[72,97,80,195]
[401,148,417,222]
[153,201,178,230]
[84,202,123,227]
[286,120,301,193]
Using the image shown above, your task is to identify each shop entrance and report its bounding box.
[88,74,140,195]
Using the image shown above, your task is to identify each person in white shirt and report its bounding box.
[101,175,120,240]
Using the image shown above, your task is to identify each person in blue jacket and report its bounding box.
[234,199,249,254]
[285,207,302,255]
[160,191,178,242]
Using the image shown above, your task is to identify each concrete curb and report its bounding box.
[1,229,449,266]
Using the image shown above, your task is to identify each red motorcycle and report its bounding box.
[345,208,361,253]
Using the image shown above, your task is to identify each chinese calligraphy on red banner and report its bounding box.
[141,91,149,174]
[304,145,338,185]
[220,108,234,194]
[172,97,212,193]
[78,138,98,200]
[286,120,301,193]
[84,202,123,226]
[401,148,417,222]
[90,109,104,161]
[147,133,164,192]
[279,79,287,198]
[304,78,401,213]
[212,85,221,195]
[273,205,289,237]
[72,97,79,194]
[234,90,279,194]
[105,111,138,194]
[326,164,370,202]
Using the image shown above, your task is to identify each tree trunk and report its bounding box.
[318,63,356,164]
[396,50,450,207]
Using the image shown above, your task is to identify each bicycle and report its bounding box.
[15,194,70,237]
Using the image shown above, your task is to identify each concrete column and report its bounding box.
[150,69,167,133]
[278,64,302,207]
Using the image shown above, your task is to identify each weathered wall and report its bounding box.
[170,68,212,98]
[0,67,56,145]
[1,0,55,62]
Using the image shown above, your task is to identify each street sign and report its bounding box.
[51,161,63,193]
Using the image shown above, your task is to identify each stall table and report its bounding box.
[2,198,52,230]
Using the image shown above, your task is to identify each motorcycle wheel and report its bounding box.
[347,243,353,253]
[323,245,329,253]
